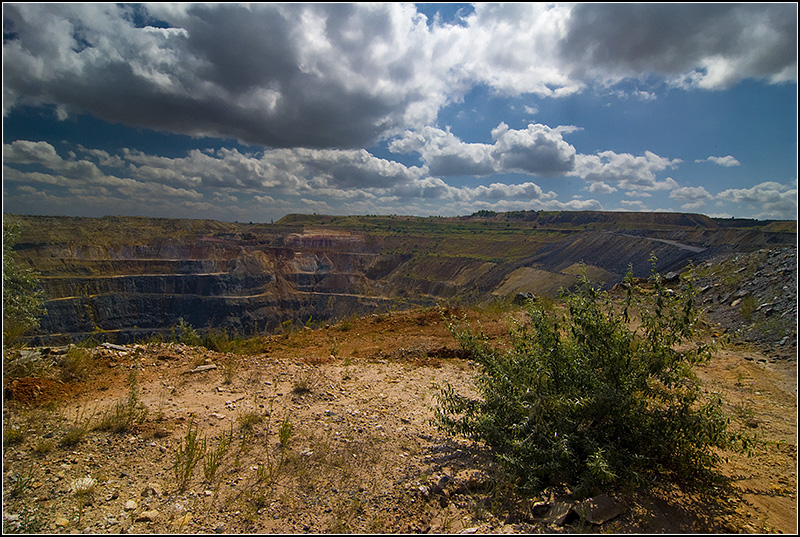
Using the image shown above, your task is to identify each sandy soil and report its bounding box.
[3,307,797,534]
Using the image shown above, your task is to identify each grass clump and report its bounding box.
[435,261,745,499]
[59,346,95,381]
[173,418,207,492]
[94,370,148,433]
[203,425,234,485]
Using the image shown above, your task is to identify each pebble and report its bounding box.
[141,483,163,497]
[135,510,160,522]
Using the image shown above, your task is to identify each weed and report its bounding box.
[32,438,55,455]
[222,356,237,384]
[739,295,757,321]
[291,369,319,396]
[8,464,35,498]
[203,425,234,485]
[59,346,94,381]
[70,476,98,502]
[4,426,25,446]
[237,410,265,433]
[174,418,207,491]
[329,337,340,358]
[94,370,148,433]
[281,319,294,334]
[60,425,88,447]
[278,415,293,448]
[60,406,93,447]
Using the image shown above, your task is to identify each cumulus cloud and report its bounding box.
[2,3,450,149]
[695,155,741,167]
[5,139,594,219]
[716,181,798,219]
[390,123,580,177]
[559,3,797,89]
[489,123,578,176]
[670,185,713,210]
[574,152,681,190]
[390,123,684,197]
[588,182,618,194]
[3,3,795,150]
[388,126,495,177]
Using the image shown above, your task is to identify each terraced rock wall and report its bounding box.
[7,212,794,344]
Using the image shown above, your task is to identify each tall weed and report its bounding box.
[174,418,207,491]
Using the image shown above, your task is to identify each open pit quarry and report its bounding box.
[6,211,796,345]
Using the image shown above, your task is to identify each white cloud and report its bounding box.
[390,123,580,177]
[575,152,681,190]
[695,155,741,167]
[3,140,63,166]
[620,200,647,210]
[489,123,578,176]
[716,181,798,219]
[670,185,712,201]
[588,182,617,194]
[388,126,495,177]
[670,185,713,210]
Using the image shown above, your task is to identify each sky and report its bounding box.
[2,2,798,223]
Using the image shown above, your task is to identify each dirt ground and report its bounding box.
[2,306,797,534]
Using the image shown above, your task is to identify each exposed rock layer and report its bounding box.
[7,211,795,344]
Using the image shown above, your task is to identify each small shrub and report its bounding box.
[291,371,317,395]
[201,328,231,353]
[60,426,88,447]
[3,221,46,346]
[175,318,202,346]
[435,261,743,498]
[60,407,93,447]
[32,438,54,455]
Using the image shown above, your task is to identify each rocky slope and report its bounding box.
[6,211,795,345]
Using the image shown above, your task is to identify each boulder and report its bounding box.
[573,493,625,525]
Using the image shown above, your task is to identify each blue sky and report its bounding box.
[2,3,797,223]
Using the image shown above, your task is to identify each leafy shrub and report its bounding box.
[174,318,203,347]
[3,221,46,346]
[435,263,741,498]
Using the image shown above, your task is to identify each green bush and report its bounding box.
[3,221,46,346]
[435,263,741,498]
